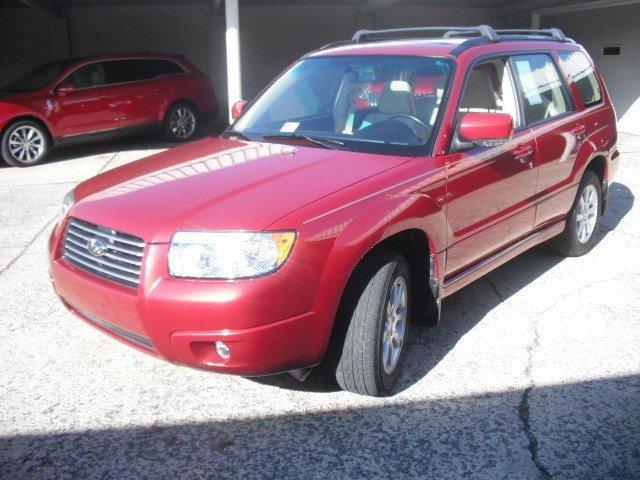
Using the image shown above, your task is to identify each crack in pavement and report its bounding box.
[0,216,57,277]
[518,317,553,479]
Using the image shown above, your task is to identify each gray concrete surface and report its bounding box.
[0,132,638,480]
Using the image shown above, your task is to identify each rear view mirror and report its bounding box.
[56,82,76,96]
[457,112,514,149]
[231,100,249,121]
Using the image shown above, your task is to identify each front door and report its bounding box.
[444,57,538,276]
[54,62,114,137]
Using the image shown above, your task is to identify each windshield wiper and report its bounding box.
[262,133,344,150]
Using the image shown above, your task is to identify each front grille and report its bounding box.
[63,218,145,288]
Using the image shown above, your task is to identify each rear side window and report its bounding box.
[103,60,157,85]
[512,54,572,125]
[557,50,602,108]
[69,63,105,89]
[154,59,185,75]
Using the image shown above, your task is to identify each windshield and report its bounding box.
[231,55,453,156]
[2,60,72,93]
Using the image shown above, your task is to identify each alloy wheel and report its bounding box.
[576,183,598,244]
[381,275,408,374]
[8,126,45,164]
[169,108,196,139]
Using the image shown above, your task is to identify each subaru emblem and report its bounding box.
[87,238,108,257]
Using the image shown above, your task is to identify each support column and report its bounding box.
[531,13,541,29]
[225,0,242,123]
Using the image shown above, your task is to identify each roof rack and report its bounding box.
[352,25,499,43]
[494,28,568,42]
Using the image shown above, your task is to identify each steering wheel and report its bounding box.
[388,114,430,138]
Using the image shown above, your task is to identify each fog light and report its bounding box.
[214,341,230,359]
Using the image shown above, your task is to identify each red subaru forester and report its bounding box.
[0,53,218,167]
[49,26,619,396]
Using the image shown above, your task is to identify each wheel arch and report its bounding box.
[584,154,607,212]
[162,98,200,122]
[1,115,54,144]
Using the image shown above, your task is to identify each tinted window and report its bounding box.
[68,63,105,89]
[2,60,73,93]
[513,54,572,124]
[557,51,602,108]
[154,59,185,75]
[103,60,157,85]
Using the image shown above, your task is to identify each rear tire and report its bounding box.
[1,120,50,167]
[162,102,198,142]
[335,250,410,396]
[552,170,602,257]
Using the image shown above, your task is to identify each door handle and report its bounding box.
[99,95,110,100]
[513,145,534,167]
[154,86,163,92]
[572,125,587,141]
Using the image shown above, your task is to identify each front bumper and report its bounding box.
[49,224,347,376]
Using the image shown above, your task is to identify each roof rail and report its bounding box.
[494,28,569,42]
[352,25,499,43]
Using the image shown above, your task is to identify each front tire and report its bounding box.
[163,102,198,142]
[335,250,410,396]
[552,170,602,256]
[1,120,50,167]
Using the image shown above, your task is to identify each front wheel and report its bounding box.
[552,170,602,256]
[335,250,410,396]
[163,102,198,142]
[1,120,50,167]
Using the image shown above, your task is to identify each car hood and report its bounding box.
[71,136,410,243]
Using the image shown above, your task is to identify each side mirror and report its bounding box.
[457,112,514,149]
[231,100,249,121]
[56,82,76,96]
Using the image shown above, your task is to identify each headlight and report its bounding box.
[58,190,75,225]
[168,231,296,279]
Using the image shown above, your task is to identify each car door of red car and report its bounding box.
[101,59,160,129]
[54,62,115,137]
[443,57,538,276]
[509,53,585,228]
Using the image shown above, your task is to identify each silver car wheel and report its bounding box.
[169,108,196,139]
[8,126,45,164]
[576,184,598,244]
[381,275,408,374]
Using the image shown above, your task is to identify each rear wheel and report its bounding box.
[163,102,198,142]
[335,250,410,396]
[1,120,50,167]
[552,170,601,256]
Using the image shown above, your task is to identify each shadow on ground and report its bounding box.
[252,182,634,394]
[1,375,638,479]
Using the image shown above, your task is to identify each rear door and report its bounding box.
[444,57,538,276]
[510,53,584,227]
[101,59,160,128]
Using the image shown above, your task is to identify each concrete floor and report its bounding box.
[0,132,638,480]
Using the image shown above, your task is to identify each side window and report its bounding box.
[67,63,105,89]
[154,59,186,76]
[103,60,157,85]
[512,54,572,125]
[557,50,602,108]
[459,58,521,128]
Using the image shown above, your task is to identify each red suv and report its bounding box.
[49,27,619,396]
[0,53,218,167]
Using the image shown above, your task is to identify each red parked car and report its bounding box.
[0,53,218,167]
[49,26,619,396]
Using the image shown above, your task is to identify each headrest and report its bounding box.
[378,81,415,114]
[460,70,497,110]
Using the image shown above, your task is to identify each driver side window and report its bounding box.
[66,63,106,90]
[459,59,520,129]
